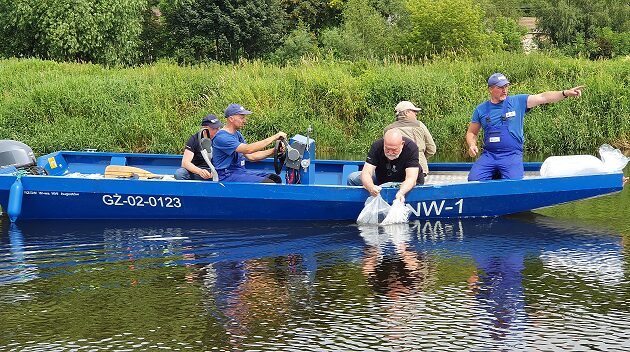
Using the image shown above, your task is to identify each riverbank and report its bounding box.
[1,53,628,157]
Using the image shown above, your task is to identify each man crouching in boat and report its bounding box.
[347,129,424,204]
[212,103,286,183]
[175,114,223,181]
[466,72,583,181]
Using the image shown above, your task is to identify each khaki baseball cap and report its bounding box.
[395,101,421,113]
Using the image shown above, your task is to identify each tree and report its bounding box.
[162,0,287,62]
[491,17,528,52]
[270,26,319,64]
[0,0,145,65]
[533,0,630,46]
[531,0,630,58]
[400,0,499,58]
[280,0,342,32]
[319,0,399,59]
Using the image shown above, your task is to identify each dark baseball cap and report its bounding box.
[201,114,223,128]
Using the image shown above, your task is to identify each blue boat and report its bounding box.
[0,136,624,221]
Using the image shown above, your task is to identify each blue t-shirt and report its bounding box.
[471,94,529,144]
[212,130,246,170]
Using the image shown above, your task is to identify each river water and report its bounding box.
[1,167,629,351]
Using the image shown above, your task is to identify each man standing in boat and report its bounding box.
[175,114,223,181]
[212,103,287,183]
[348,128,423,204]
[466,73,583,181]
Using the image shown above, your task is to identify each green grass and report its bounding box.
[1,53,629,158]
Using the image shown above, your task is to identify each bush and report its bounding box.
[270,27,319,64]
[0,0,145,66]
[491,17,528,52]
[319,0,399,60]
[400,0,500,59]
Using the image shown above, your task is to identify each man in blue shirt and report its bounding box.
[212,103,287,183]
[466,73,583,181]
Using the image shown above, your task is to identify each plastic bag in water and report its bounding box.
[599,144,630,172]
[380,199,411,225]
[356,195,391,224]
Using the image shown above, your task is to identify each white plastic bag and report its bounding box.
[380,199,411,225]
[357,195,391,224]
[540,144,629,177]
[540,155,606,177]
[599,144,630,172]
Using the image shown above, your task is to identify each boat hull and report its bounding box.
[0,170,622,220]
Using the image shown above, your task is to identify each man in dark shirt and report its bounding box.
[174,114,223,180]
[347,129,423,203]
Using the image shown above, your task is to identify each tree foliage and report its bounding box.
[270,26,319,63]
[533,0,630,58]
[491,17,528,52]
[0,0,145,65]
[280,0,342,32]
[319,0,399,60]
[162,0,287,63]
[401,0,500,58]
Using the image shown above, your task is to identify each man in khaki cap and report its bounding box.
[384,101,436,176]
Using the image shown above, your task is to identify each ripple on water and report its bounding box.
[1,218,629,351]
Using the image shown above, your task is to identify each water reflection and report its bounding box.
[356,215,626,348]
[359,224,435,299]
[0,216,627,350]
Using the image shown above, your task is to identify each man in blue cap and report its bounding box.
[212,103,287,183]
[466,73,583,181]
[175,114,224,180]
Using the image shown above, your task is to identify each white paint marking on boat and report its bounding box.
[140,236,189,241]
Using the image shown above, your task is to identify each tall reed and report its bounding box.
[1,53,628,159]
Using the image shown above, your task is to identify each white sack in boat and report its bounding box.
[540,155,607,177]
[599,144,630,172]
[540,144,629,177]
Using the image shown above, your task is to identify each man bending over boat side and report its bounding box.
[466,72,583,181]
[347,128,424,204]
[175,114,223,181]
[211,103,286,183]
[384,100,436,177]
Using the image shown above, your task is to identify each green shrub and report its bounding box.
[0,0,145,66]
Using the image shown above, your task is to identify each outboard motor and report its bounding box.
[0,140,39,222]
[0,140,36,169]
[0,140,46,176]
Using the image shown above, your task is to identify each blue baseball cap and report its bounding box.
[487,73,510,87]
[201,114,223,128]
[224,103,253,118]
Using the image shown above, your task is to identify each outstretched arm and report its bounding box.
[236,132,287,160]
[243,148,275,162]
[527,86,583,109]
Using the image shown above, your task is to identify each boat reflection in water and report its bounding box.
[0,214,626,350]
[357,214,625,348]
